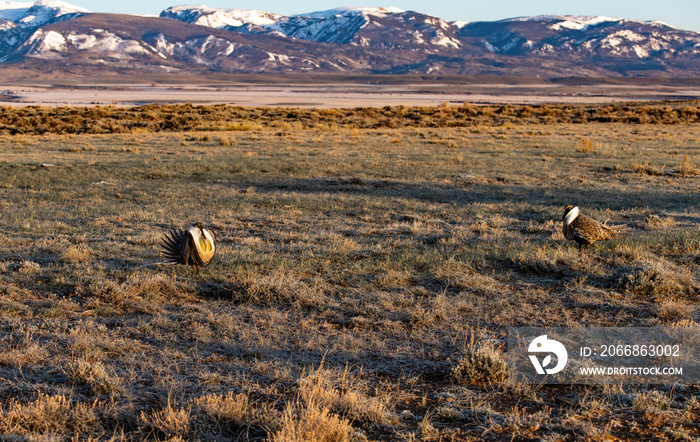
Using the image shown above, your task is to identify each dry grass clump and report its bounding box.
[192,392,251,425]
[0,342,48,367]
[295,366,392,425]
[64,359,120,394]
[272,403,353,442]
[632,390,673,413]
[141,393,276,440]
[633,160,665,176]
[140,404,191,439]
[619,261,697,301]
[217,134,237,146]
[678,155,699,176]
[451,344,509,387]
[17,260,41,276]
[640,214,676,230]
[0,394,99,435]
[267,366,369,442]
[61,244,92,263]
[575,137,595,153]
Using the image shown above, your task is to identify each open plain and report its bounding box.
[0,101,699,440]
[1,75,700,108]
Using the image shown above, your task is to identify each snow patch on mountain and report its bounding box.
[161,5,281,29]
[67,30,149,56]
[22,27,152,60]
[27,28,64,54]
[294,6,404,19]
[0,0,88,27]
[544,15,621,31]
[149,33,239,65]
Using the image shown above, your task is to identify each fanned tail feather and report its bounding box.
[161,228,186,264]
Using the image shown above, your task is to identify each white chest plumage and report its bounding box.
[188,225,215,254]
[564,206,579,227]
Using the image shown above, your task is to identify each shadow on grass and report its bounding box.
[240,177,699,213]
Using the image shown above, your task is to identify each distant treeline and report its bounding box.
[0,101,698,134]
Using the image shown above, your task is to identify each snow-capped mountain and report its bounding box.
[0,0,87,28]
[11,13,421,74]
[0,0,87,60]
[2,2,700,77]
[457,15,700,58]
[161,6,462,51]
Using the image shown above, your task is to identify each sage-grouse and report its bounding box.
[562,205,620,249]
[161,223,217,273]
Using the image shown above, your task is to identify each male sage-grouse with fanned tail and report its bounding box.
[562,205,620,249]
[161,223,217,273]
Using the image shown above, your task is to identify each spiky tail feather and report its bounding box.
[601,222,624,239]
[161,228,187,264]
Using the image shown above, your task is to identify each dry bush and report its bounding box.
[655,302,689,322]
[0,102,697,135]
[451,343,509,387]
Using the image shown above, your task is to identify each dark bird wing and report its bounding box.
[185,231,206,268]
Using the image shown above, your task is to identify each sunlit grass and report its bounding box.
[0,120,698,440]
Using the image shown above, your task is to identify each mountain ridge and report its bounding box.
[0,1,698,78]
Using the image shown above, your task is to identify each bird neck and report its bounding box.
[564,207,579,226]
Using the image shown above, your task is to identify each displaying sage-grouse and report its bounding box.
[562,205,620,249]
[161,223,217,273]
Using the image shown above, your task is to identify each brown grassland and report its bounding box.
[0,101,699,440]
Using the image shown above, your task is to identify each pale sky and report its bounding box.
[74,1,700,32]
